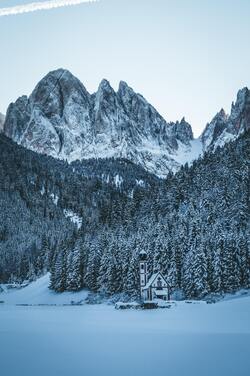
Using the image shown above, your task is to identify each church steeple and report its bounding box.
[139,250,148,299]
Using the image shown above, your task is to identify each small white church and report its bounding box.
[139,250,170,301]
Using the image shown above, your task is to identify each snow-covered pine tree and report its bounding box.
[84,239,101,292]
[49,245,67,292]
[192,242,209,298]
[66,240,83,291]
[222,237,241,292]
[237,232,250,288]
[182,250,194,298]
[125,253,140,299]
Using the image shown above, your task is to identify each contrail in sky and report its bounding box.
[0,0,98,17]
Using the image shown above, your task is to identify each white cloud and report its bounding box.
[0,0,98,17]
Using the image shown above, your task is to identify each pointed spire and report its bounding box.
[219,108,226,116]
[98,79,113,93]
[118,80,135,97]
[139,250,147,261]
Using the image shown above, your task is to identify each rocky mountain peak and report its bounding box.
[209,108,228,127]
[118,80,129,90]
[4,96,30,141]
[95,79,116,105]
[97,79,114,93]
[234,87,249,107]
[95,78,117,108]
[170,117,193,145]
[4,69,248,177]
[201,87,250,151]
[217,108,227,118]
[118,80,134,97]
[230,87,250,132]
[30,68,90,107]
[4,69,198,177]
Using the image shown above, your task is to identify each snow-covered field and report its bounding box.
[0,274,88,305]
[0,276,250,376]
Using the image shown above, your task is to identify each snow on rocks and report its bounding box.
[201,87,250,152]
[114,174,123,188]
[3,69,202,178]
[63,209,82,229]
[136,179,145,187]
[4,68,249,177]
[50,193,59,205]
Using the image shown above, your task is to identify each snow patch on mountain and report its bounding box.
[172,138,203,166]
[50,193,59,206]
[40,186,45,195]
[136,179,145,187]
[63,209,82,229]
[114,174,123,188]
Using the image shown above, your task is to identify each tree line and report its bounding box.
[0,131,249,299]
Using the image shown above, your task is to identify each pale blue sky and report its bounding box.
[1,0,250,136]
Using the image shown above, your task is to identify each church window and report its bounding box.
[157,277,162,289]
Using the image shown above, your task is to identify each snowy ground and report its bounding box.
[0,277,250,376]
[0,274,88,305]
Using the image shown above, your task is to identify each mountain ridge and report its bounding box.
[3,69,199,177]
[201,87,250,151]
[3,68,250,177]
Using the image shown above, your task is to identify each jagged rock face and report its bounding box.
[230,87,250,133]
[5,70,93,158]
[201,109,228,151]
[0,113,5,132]
[201,88,250,151]
[5,68,247,176]
[4,69,197,177]
[169,117,193,145]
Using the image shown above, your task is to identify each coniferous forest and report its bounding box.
[0,131,249,300]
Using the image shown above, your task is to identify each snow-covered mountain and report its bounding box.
[3,69,249,176]
[201,87,250,151]
[3,69,200,177]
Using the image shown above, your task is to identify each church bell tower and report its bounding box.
[139,250,148,299]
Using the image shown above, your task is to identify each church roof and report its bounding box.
[142,271,168,290]
[142,273,158,289]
